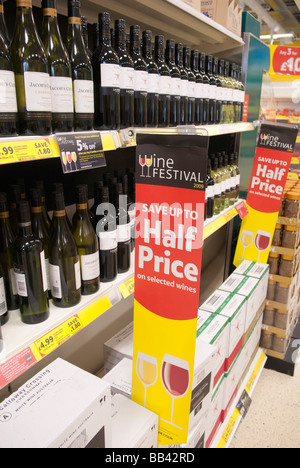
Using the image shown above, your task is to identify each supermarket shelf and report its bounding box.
[212,348,267,448]
[0,256,135,391]
[35,0,244,55]
[204,201,240,241]
[0,123,254,166]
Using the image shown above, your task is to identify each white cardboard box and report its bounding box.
[0,358,112,448]
[103,357,132,398]
[200,290,246,372]
[197,309,230,388]
[104,323,134,373]
[111,394,159,448]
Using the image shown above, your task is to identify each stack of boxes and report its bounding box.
[262,180,300,359]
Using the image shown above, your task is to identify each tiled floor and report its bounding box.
[230,363,300,448]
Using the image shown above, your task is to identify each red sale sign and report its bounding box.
[271,46,300,76]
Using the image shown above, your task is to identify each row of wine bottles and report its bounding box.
[0,0,245,137]
[205,151,240,219]
[0,172,135,327]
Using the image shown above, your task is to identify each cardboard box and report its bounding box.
[0,359,112,448]
[111,394,159,448]
[103,357,132,398]
[197,309,230,387]
[182,0,201,12]
[205,376,226,448]
[104,323,134,373]
[201,0,241,36]
[200,290,246,371]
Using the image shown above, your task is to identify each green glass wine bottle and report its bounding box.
[42,0,74,133]
[12,200,49,325]
[72,185,100,296]
[49,191,81,308]
[10,0,52,135]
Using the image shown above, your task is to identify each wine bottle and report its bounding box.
[93,12,120,130]
[81,16,92,60]
[90,180,104,223]
[0,193,18,316]
[206,159,214,220]
[213,57,222,124]
[175,43,188,126]
[165,39,181,127]
[67,0,94,132]
[8,184,21,237]
[211,157,222,216]
[222,154,231,209]
[237,65,245,122]
[142,30,159,128]
[114,182,131,274]
[154,35,170,128]
[0,262,8,326]
[183,47,195,125]
[228,154,236,206]
[72,185,100,296]
[216,153,226,212]
[49,191,81,308]
[130,25,148,128]
[230,63,239,123]
[12,200,49,325]
[217,59,226,124]
[205,55,216,125]
[29,187,51,297]
[96,186,118,283]
[191,50,203,126]
[10,0,52,136]
[0,0,18,137]
[42,0,74,133]
[33,180,51,231]
[115,19,134,129]
[233,152,240,202]
[224,61,233,123]
[199,52,209,125]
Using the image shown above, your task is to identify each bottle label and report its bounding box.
[74,260,81,290]
[214,182,222,197]
[159,75,170,96]
[100,63,120,88]
[134,70,148,92]
[188,81,195,99]
[50,76,74,113]
[209,84,217,100]
[0,70,18,113]
[24,71,52,112]
[49,264,62,299]
[10,268,17,296]
[206,185,215,199]
[231,176,236,190]
[120,66,134,91]
[80,251,100,281]
[203,83,210,99]
[14,270,28,297]
[74,80,94,114]
[148,73,159,94]
[195,82,203,99]
[170,77,181,97]
[117,223,131,243]
[40,250,48,292]
[99,230,118,251]
[0,277,7,317]
[180,79,189,97]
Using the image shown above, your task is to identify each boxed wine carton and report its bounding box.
[111,394,159,448]
[200,290,246,371]
[104,322,134,373]
[0,358,112,448]
[103,357,132,398]
[205,375,226,448]
[197,309,230,387]
[201,0,241,35]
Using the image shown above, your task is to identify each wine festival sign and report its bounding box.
[132,134,208,446]
[234,123,298,267]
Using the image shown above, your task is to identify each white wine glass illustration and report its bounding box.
[136,352,158,407]
[238,230,253,261]
[72,152,78,171]
[255,230,271,262]
[146,155,153,178]
[161,354,190,430]
[62,152,68,173]
[139,155,147,177]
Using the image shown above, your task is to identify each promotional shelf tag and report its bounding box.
[234,123,298,267]
[56,131,106,173]
[132,134,208,446]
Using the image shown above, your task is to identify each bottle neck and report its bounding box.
[76,201,89,219]
[15,1,36,31]
[42,8,60,37]
[142,37,152,59]
[19,221,33,237]
[175,48,183,67]
[67,10,83,44]
[115,27,126,51]
[100,21,111,47]
[130,31,141,56]
[166,45,175,65]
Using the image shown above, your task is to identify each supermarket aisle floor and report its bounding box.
[230,362,300,448]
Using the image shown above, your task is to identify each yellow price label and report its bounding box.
[119,277,135,299]
[0,137,58,165]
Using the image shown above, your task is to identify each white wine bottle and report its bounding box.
[49,191,81,308]
[72,185,100,296]
[67,0,94,132]
[10,0,52,135]
[42,0,74,133]
[12,200,49,325]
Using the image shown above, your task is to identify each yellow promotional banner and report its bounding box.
[234,123,298,267]
[132,134,208,446]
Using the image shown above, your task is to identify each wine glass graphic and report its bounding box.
[72,152,78,171]
[255,230,271,262]
[161,354,190,430]
[139,154,147,177]
[62,152,68,173]
[238,230,254,261]
[146,155,153,178]
[67,151,72,171]
[136,352,158,408]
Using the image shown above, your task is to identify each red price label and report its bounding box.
[272,46,300,76]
